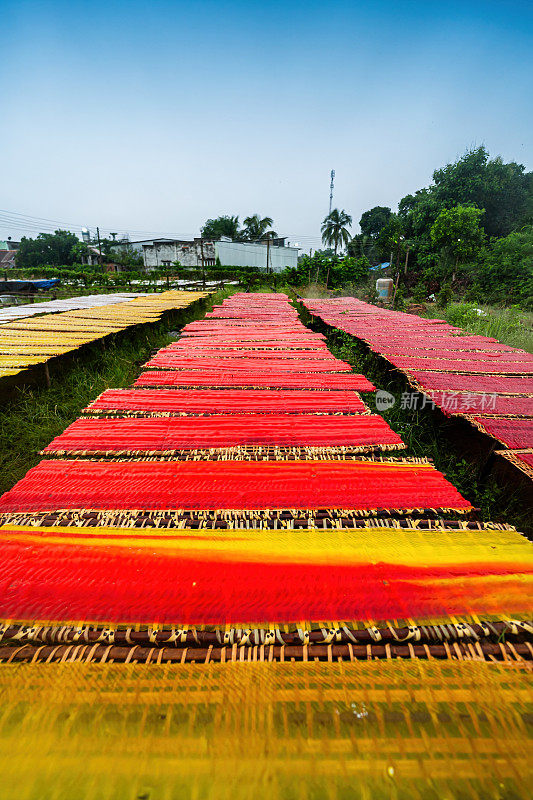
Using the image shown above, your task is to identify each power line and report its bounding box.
[0,208,327,247]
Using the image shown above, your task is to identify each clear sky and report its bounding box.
[1,0,532,250]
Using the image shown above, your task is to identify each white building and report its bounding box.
[112,238,299,273]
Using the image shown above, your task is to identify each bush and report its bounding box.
[445,302,486,327]
[411,281,427,303]
[393,285,406,310]
[436,282,453,308]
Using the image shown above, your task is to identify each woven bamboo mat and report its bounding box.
[134,370,376,390]
[302,299,533,465]
[496,448,533,479]
[0,458,473,514]
[0,292,150,324]
[389,355,533,375]
[467,416,533,448]
[144,355,353,371]
[42,414,404,454]
[0,661,530,798]
[408,371,533,395]
[426,391,533,417]
[0,523,528,627]
[0,291,209,380]
[84,388,371,415]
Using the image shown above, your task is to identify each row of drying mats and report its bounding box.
[0,292,531,799]
[304,297,533,482]
[0,290,207,381]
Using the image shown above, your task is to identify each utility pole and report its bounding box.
[404,245,410,275]
[96,227,103,268]
[266,235,271,274]
[329,169,335,214]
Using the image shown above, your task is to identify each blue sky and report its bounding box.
[1,0,532,249]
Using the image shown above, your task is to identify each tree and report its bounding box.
[109,243,144,268]
[15,230,84,268]
[474,225,533,302]
[431,146,531,237]
[201,215,241,240]
[242,214,276,241]
[376,213,407,266]
[321,209,352,255]
[359,206,393,239]
[430,205,486,281]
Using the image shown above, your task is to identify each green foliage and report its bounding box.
[359,206,393,239]
[429,205,486,285]
[346,232,379,263]
[431,146,531,237]
[107,243,144,267]
[436,282,454,308]
[16,230,86,268]
[201,215,241,240]
[199,213,277,243]
[321,209,352,255]
[356,146,533,298]
[472,225,533,303]
[242,214,276,242]
[334,255,371,285]
[444,301,486,326]
[426,302,532,353]
[392,285,406,310]
[376,213,406,262]
[411,281,427,303]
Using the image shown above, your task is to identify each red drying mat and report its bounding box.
[134,371,376,391]
[469,417,533,449]
[0,525,528,626]
[144,356,352,372]
[387,355,533,375]
[86,389,370,414]
[0,459,473,513]
[183,322,305,330]
[376,340,524,355]
[180,330,325,339]
[408,372,533,396]
[163,348,331,359]
[43,414,404,454]
[387,349,533,364]
[427,392,533,417]
[175,342,328,350]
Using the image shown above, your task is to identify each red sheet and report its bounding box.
[86,389,369,414]
[0,459,473,512]
[44,414,403,453]
[134,371,375,391]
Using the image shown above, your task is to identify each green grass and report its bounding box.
[0,288,234,494]
[425,301,533,352]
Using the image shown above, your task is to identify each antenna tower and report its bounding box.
[329,169,335,214]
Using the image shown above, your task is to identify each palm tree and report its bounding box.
[321,209,352,255]
[243,214,276,242]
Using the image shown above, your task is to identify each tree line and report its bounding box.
[318,146,532,306]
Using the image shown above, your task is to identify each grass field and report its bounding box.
[426,302,533,353]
